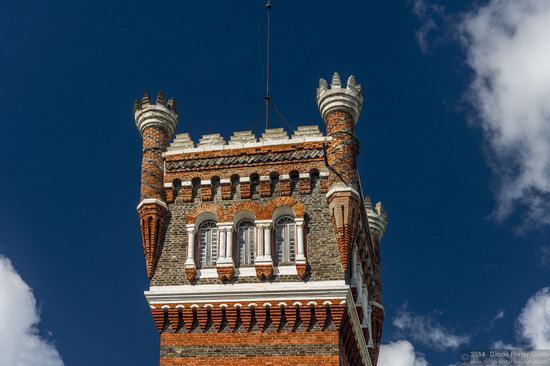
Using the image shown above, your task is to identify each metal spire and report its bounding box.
[264,0,272,129]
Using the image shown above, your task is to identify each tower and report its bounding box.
[134,74,388,366]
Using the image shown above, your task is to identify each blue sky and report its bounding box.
[0,1,549,365]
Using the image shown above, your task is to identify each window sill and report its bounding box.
[195,265,298,279]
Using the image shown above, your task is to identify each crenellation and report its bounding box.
[260,127,289,141]
[229,130,257,144]
[166,125,327,154]
[168,133,195,151]
[292,125,323,138]
[198,133,226,147]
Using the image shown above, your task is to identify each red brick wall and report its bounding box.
[160,332,341,366]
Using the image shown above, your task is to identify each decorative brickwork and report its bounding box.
[138,203,167,279]
[134,91,178,279]
[296,263,308,279]
[216,265,235,282]
[255,264,274,280]
[134,74,388,365]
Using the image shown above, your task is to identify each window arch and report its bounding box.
[275,216,296,264]
[198,221,218,268]
[236,220,255,266]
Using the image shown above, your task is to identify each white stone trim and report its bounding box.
[200,179,211,185]
[346,291,373,366]
[145,280,348,304]
[216,258,234,267]
[163,136,332,156]
[279,174,290,180]
[192,265,298,279]
[164,182,173,188]
[136,198,168,211]
[319,171,329,178]
[182,181,192,187]
[220,178,231,184]
[369,300,385,311]
[299,173,310,179]
[240,177,251,183]
[135,104,178,136]
[260,176,270,182]
[325,185,360,199]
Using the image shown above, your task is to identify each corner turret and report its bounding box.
[134,91,179,279]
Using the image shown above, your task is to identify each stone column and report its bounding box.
[219,227,227,258]
[134,91,178,280]
[216,223,235,282]
[254,221,274,280]
[184,226,196,282]
[256,223,265,259]
[226,227,233,260]
[295,219,307,279]
[264,225,272,260]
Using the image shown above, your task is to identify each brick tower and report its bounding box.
[134,73,388,366]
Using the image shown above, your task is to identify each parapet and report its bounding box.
[134,91,179,136]
[166,125,325,154]
[365,197,388,240]
[316,72,363,124]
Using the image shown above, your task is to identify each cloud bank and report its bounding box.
[393,309,470,351]
[410,0,445,53]
[379,340,429,366]
[0,256,64,366]
[460,0,550,227]
[517,287,550,349]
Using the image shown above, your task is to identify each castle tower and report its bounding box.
[134,74,388,366]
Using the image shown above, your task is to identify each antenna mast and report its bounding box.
[264,0,272,129]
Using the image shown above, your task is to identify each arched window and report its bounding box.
[198,221,218,268]
[236,220,255,266]
[275,216,295,264]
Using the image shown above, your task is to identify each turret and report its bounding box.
[134,91,178,279]
[365,197,388,366]
[317,73,363,273]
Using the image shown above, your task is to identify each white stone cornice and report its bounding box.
[368,300,385,311]
[136,198,168,211]
[162,135,331,157]
[325,185,360,200]
[316,73,363,124]
[145,280,349,304]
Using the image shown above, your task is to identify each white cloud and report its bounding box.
[460,0,550,227]
[517,287,550,348]
[393,309,470,350]
[379,340,429,366]
[494,310,505,321]
[410,0,446,53]
[0,256,64,366]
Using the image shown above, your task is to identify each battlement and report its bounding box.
[365,197,388,240]
[165,125,325,154]
[134,91,178,136]
[316,72,363,123]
